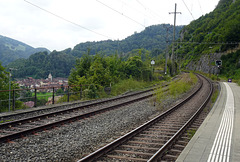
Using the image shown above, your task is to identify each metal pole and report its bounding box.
[209,47,213,76]
[165,42,168,75]
[12,90,15,111]
[171,4,177,76]
[80,86,82,99]
[8,68,17,111]
[171,3,177,59]
[52,87,55,104]
[67,86,70,102]
[34,88,37,107]
[164,26,170,75]
[169,3,181,75]
[9,72,11,112]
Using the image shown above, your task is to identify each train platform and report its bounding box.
[177,82,240,162]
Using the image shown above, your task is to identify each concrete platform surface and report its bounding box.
[176,82,240,162]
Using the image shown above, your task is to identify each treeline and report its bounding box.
[69,24,183,58]
[8,48,162,79]
[68,51,164,98]
[7,51,76,79]
[7,24,183,79]
[0,63,23,112]
[69,52,154,87]
[220,49,240,80]
[177,0,240,61]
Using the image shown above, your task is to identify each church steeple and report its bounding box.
[48,73,53,81]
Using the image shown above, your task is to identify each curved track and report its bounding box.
[78,74,213,161]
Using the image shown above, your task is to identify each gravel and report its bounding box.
[0,78,199,162]
[0,97,158,161]
[0,90,149,122]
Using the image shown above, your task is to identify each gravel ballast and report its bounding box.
[0,98,158,161]
[0,78,199,162]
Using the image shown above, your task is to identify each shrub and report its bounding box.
[169,73,197,98]
[111,78,148,96]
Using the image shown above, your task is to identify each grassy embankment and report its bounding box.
[154,73,198,107]
[57,75,169,103]
[32,92,52,101]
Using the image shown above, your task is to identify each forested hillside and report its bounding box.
[0,35,50,65]
[177,0,240,60]
[174,0,240,81]
[7,51,75,79]
[70,24,183,58]
[7,24,182,79]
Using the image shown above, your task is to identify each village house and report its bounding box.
[16,73,68,92]
[15,74,69,107]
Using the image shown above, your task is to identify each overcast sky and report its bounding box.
[0,0,220,51]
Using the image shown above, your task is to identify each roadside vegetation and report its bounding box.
[66,52,166,100]
[169,73,197,98]
[211,88,219,104]
[154,73,198,108]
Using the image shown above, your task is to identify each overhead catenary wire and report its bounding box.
[181,0,195,20]
[24,0,113,40]
[135,0,162,22]
[197,0,204,15]
[96,0,145,28]
[175,41,240,45]
[118,0,161,24]
[135,0,146,10]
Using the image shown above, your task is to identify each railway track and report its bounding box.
[0,80,172,143]
[160,102,212,161]
[78,74,213,161]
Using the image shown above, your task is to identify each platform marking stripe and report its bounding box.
[208,82,234,162]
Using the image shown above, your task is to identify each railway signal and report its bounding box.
[215,60,222,67]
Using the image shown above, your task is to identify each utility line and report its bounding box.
[24,0,113,39]
[181,0,195,20]
[135,0,162,21]
[96,0,145,28]
[119,0,161,24]
[175,41,240,45]
[120,0,148,19]
[136,0,146,10]
[197,0,204,15]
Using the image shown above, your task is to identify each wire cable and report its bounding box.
[136,0,147,10]
[175,41,240,45]
[197,0,204,15]
[24,0,113,39]
[181,0,195,20]
[96,0,145,28]
[118,0,161,24]
[135,0,162,21]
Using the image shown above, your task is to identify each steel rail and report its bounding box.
[0,86,157,126]
[78,74,204,162]
[1,76,176,121]
[0,87,157,143]
[0,86,153,120]
[148,74,213,161]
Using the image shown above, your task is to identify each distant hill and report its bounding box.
[0,35,50,65]
[70,24,183,58]
[178,0,240,60]
[7,51,76,79]
[178,0,240,76]
[7,24,183,79]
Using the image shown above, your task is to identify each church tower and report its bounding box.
[48,73,53,81]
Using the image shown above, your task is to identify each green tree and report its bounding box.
[0,63,23,112]
[0,62,8,90]
[125,56,144,80]
[0,63,9,111]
